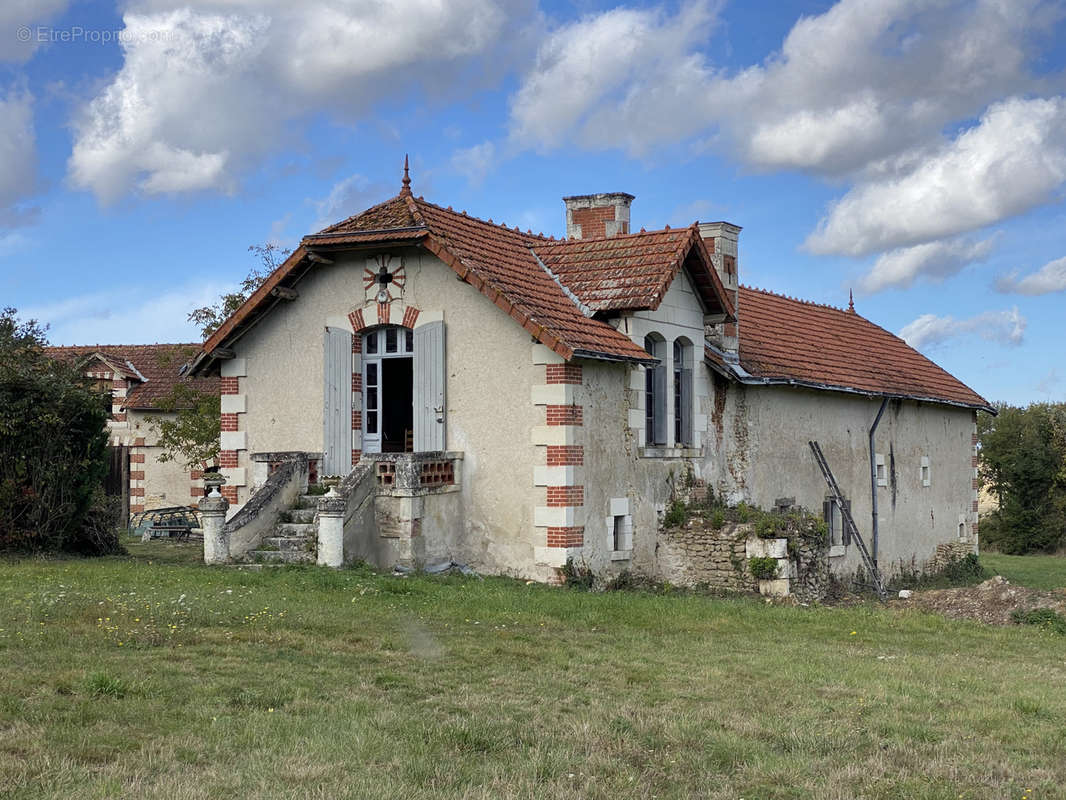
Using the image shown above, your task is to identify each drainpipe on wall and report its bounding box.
[869,397,888,566]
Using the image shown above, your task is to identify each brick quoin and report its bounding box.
[351,449,362,464]
[129,470,145,481]
[348,309,366,332]
[546,445,583,466]
[546,526,584,547]
[130,453,145,464]
[402,306,420,328]
[545,364,582,384]
[972,478,980,490]
[546,485,584,506]
[220,486,238,504]
[972,433,979,446]
[191,487,204,497]
[220,413,239,432]
[112,412,127,422]
[220,377,239,395]
[352,410,362,429]
[352,373,363,392]
[972,500,979,513]
[378,302,390,324]
[546,404,583,425]
[190,469,203,480]
[133,437,145,447]
[130,504,145,513]
[352,335,361,353]
[219,450,239,468]
[972,455,979,468]
[130,487,145,497]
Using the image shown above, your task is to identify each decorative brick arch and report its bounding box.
[348,300,422,333]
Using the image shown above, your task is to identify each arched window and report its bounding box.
[673,338,693,446]
[644,334,666,445]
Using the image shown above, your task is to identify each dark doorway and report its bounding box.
[381,357,413,452]
[106,445,130,521]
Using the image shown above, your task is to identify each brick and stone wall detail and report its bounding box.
[219,358,248,504]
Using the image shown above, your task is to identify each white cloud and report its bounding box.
[0,0,70,62]
[899,307,1026,350]
[0,89,38,226]
[508,2,718,154]
[995,255,1066,295]
[310,173,390,232]
[451,141,496,185]
[805,97,1066,256]
[23,281,229,346]
[859,236,997,293]
[69,1,535,203]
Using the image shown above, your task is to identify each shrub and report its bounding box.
[749,556,779,580]
[1011,608,1066,635]
[561,557,595,590]
[0,309,110,553]
[662,500,687,528]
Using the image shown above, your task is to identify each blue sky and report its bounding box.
[1,0,1064,406]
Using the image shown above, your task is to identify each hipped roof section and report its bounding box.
[705,287,993,412]
[195,191,737,370]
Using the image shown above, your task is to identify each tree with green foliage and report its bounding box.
[978,402,1066,553]
[187,243,290,338]
[0,308,120,554]
[150,381,221,471]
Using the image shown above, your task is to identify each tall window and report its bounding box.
[673,338,693,446]
[824,496,851,548]
[644,334,665,445]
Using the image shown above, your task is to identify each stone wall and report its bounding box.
[927,540,977,573]
[655,509,832,601]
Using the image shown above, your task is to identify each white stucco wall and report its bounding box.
[702,381,978,576]
[229,247,543,574]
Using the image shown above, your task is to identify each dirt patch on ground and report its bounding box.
[890,576,1066,625]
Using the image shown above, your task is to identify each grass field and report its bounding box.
[1,541,1065,799]
[980,552,1066,591]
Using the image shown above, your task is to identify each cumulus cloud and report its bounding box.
[451,141,496,185]
[899,307,1026,350]
[506,0,1057,173]
[69,1,536,203]
[0,89,38,227]
[858,236,997,294]
[805,97,1066,256]
[995,255,1066,295]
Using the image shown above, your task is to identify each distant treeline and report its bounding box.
[978,402,1066,554]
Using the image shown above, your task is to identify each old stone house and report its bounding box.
[188,166,991,585]
[46,344,218,515]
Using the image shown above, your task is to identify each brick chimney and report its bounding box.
[699,221,742,358]
[563,193,634,239]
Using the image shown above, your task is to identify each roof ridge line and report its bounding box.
[416,195,553,241]
[527,247,594,318]
[741,284,850,313]
[536,226,688,246]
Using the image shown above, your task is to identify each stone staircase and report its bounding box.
[247,495,319,564]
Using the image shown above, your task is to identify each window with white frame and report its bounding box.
[673,338,693,446]
[643,334,666,445]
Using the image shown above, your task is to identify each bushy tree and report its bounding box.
[150,381,221,470]
[978,402,1066,553]
[0,309,116,553]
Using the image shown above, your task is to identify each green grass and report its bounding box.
[980,552,1066,590]
[1,542,1065,799]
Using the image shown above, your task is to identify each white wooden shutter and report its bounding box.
[680,367,693,446]
[652,364,667,445]
[413,320,445,451]
[323,326,353,475]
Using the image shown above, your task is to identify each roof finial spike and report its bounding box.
[400,154,411,196]
[848,289,855,313]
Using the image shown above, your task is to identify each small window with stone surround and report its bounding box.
[606,497,633,559]
[824,495,851,557]
[920,456,931,487]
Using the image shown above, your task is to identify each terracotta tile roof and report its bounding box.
[532,226,734,317]
[715,287,991,410]
[46,344,218,409]
[199,193,657,365]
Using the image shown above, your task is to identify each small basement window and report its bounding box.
[920,456,931,487]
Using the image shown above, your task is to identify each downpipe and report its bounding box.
[869,397,888,567]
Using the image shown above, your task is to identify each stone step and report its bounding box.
[249,549,315,564]
[263,536,315,552]
[283,508,316,524]
[298,494,328,506]
[274,522,315,537]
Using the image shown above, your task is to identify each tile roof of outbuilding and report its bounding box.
[715,287,992,410]
[46,343,217,409]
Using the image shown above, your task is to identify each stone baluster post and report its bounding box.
[199,482,230,564]
[317,483,345,567]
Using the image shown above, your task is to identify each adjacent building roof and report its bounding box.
[45,344,217,409]
[705,287,992,412]
[196,189,736,370]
